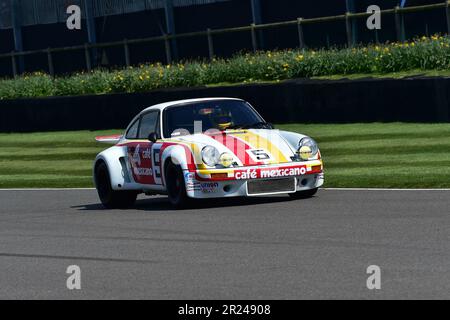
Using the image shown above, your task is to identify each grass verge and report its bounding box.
[0,123,449,189]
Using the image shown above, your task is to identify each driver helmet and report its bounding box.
[211,108,233,130]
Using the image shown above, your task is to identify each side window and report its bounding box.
[138,112,159,139]
[125,119,140,139]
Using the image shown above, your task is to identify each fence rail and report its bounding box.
[2,1,450,78]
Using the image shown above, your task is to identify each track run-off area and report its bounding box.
[0,189,449,299]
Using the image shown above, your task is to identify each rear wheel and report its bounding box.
[95,162,137,209]
[289,188,319,200]
[165,161,191,209]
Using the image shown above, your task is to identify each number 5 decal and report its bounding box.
[247,149,273,162]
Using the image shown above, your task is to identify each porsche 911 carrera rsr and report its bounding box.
[94,98,324,208]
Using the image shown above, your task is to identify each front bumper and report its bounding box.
[184,160,324,199]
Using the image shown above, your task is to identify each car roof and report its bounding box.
[140,97,244,113]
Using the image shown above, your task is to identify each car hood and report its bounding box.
[171,129,300,167]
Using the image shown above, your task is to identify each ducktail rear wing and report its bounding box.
[95,134,123,144]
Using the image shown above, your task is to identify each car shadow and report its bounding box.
[72,195,292,212]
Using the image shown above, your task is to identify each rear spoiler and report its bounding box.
[95,134,123,144]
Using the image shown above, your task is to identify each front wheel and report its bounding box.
[289,188,319,200]
[165,162,191,209]
[95,162,137,209]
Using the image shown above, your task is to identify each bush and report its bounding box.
[1,35,450,100]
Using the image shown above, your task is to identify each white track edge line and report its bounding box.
[0,188,449,191]
[0,188,96,191]
[322,188,450,191]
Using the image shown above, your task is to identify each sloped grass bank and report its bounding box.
[2,35,450,100]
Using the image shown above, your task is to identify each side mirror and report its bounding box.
[267,123,274,129]
[148,132,158,143]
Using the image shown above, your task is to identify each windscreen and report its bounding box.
[163,100,264,137]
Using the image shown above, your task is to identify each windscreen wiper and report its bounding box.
[226,122,273,130]
[241,122,273,129]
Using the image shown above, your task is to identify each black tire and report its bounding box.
[95,162,137,209]
[289,188,319,200]
[165,161,191,209]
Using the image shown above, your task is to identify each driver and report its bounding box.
[210,108,233,130]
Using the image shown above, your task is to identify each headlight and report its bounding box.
[298,137,319,160]
[219,153,234,168]
[202,146,220,167]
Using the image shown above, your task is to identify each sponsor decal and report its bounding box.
[185,172,200,191]
[186,182,201,192]
[130,144,141,166]
[129,144,152,176]
[185,173,219,193]
[184,172,195,181]
[142,148,152,159]
[235,169,258,180]
[200,182,219,193]
[127,143,155,183]
[235,166,308,180]
[133,167,153,176]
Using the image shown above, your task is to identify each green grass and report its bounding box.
[0,130,117,188]
[0,123,449,188]
[3,35,450,100]
[278,123,450,188]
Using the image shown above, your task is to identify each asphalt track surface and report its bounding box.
[0,189,449,300]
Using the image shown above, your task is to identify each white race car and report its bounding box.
[94,98,324,208]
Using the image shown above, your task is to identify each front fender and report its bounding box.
[279,131,322,160]
[161,144,193,173]
[279,130,307,151]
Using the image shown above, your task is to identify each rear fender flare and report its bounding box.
[93,146,130,191]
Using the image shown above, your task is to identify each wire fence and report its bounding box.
[1,1,450,78]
